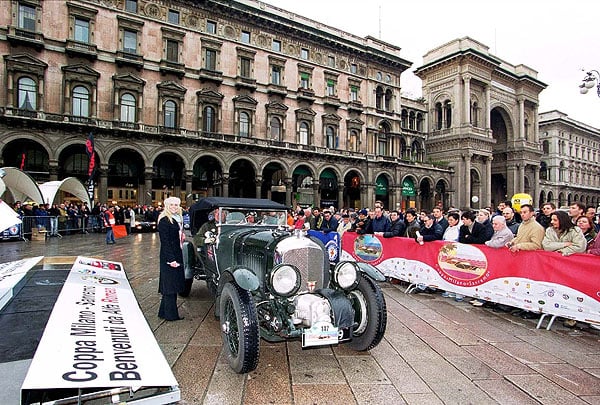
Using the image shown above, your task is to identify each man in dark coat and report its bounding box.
[157,196,186,321]
[459,211,490,244]
[417,214,444,242]
[381,210,405,238]
[319,210,339,233]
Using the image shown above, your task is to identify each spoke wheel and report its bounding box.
[219,282,259,373]
[347,274,387,351]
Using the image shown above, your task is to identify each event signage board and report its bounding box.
[0,256,43,310]
[21,256,179,397]
[341,233,600,325]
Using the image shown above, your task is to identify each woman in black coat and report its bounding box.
[157,196,186,321]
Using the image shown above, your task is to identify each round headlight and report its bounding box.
[269,264,301,297]
[333,261,359,290]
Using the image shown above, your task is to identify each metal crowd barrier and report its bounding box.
[15,215,107,240]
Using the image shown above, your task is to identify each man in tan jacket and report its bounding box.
[508,204,544,253]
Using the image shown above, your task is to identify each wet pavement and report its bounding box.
[1,232,599,404]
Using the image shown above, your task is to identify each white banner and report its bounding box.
[22,256,178,390]
[0,257,43,310]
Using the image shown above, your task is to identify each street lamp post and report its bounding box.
[579,70,600,97]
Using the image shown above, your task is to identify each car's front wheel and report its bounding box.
[219,282,260,373]
[347,274,387,351]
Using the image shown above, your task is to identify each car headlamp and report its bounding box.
[268,264,301,297]
[333,261,359,290]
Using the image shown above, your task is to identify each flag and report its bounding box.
[85,132,96,202]
[19,152,26,170]
[85,132,96,179]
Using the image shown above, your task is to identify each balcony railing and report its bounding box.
[0,108,450,170]
[7,26,44,49]
[66,40,98,59]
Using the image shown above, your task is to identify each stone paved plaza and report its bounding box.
[1,232,599,404]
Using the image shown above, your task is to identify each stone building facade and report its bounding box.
[0,0,450,211]
[0,1,597,211]
[415,37,547,209]
[538,110,600,208]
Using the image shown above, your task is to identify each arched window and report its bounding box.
[349,129,359,152]
[540,161,548,181]
[542,140,550,154]
[409,111,415,130]
[401,109,408,128]
[400,138,408,159]
[375,86,383,110]
[435,102,443,130]
[416,113,424,132]
[377,134,387,156]
[17,76,36,110]
[299,121,309,145]
[72,85,90,117]
[471,101,478,126]
[326,126,336,149]
[164,100,177,128]
[411,141,422,162]
[239,111,250,137]
[203,106,215,133]
[270,116,281,141]
[120,93,136,122]
[384,89,393,111]
[444,100,452,128]
[559,161,566,182]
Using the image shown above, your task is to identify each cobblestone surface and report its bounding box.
[1,233,599,404]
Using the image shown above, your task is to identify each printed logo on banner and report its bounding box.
[353,235,383,263]
[81,275,120,285]
[436,242,489,286]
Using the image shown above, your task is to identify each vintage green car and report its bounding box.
[182,197,387,373]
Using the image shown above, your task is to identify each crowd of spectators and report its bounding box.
[8,200,168,237]
[289,200,600,329]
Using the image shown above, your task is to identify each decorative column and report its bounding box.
[285,178,292,208]
[185,170,193,206]
[312,182,320,208]
[255,175,262,199]
[222,173,229,197]
[463,74,471,124]
[144,168,153,206]
[337,187,343,210]
[533,165,540,206]
[533,104,540,143]
[518,164,525,193]
[48,160,60,182]
[463,153,471,208]
[485,85,491,132]
[518,97,525,139]
[485,156,492,206]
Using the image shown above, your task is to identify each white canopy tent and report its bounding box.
[0,168,91,207]
[0,167,44,203]
[39,177,91,207]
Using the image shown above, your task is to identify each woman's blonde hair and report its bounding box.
[158,196,182,223]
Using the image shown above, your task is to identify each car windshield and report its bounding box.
[217,208,287,227]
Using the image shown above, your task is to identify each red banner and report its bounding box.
[342,233,600,325]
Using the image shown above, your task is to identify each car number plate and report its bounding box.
[302,321,338,347]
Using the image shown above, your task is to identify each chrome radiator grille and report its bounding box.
[281,245,325,291]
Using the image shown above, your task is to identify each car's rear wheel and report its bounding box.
[219,282,260,373]
[347,274,387,351]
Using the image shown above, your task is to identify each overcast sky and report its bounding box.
[263,0,600,129]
